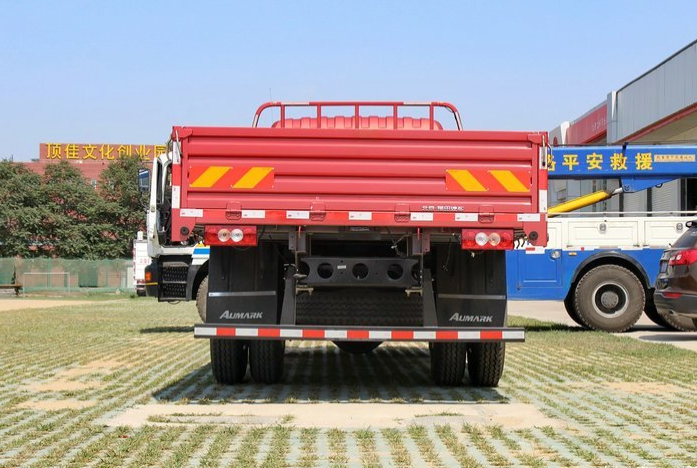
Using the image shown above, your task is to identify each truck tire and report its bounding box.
[659,312,697,332]
[196,277,208,322]
[333,341,382,354]
[643,296,672,329]
[573,265,644,332]
[249,340,285,384]
[430,342,467,386]
[467,342,505,387]
[210,339,248,384]
[563,293,584,327]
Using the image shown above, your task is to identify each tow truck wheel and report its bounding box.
[196,277,208,322]
[573,265,644,333]
[333,341,382,354]
[210,339,248,384]
[430,342,467,386]
[659,312,697,331]
[563,293,584,327]
[467,342,505,387]
[249,340,285,384]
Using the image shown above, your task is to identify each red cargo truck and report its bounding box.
[147,102,548,386]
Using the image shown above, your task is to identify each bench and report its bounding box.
[0,284,22,296]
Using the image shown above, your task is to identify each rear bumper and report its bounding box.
[194,324,524,342]
[654,291,697,319]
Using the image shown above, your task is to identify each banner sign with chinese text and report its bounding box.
[40,143,167,161]
[548,145,697,179]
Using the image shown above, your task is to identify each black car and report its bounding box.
[654,220,697,329]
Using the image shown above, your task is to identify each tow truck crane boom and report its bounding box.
[547,144,697,214]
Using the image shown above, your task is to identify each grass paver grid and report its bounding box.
[1,300,696,467]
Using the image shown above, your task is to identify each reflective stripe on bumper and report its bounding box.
[194,325,525,342]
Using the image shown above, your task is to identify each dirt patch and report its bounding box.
[26,380,103,392]
[56,360,126,378]
[104,403,563,429]
[606,382,683,394]
[24,359,128,393]
[0,299,104,312]
[18,399,96,411]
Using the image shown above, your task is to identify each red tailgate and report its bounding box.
[170,125,547,243]
[179,127,542,210]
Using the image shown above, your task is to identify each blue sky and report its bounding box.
[1,1,696,160]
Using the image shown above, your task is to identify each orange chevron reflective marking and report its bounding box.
[445,169,486,192]
[190,166,230,188]
[189,166,274,190]
[489,170,530,193]
[232,167,274,189]
[446,169,530,193]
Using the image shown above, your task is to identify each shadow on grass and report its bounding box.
[152,343,508,404]
[140,326,195,334]
[522,324,587,332]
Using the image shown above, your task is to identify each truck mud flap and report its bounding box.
[194,324,524,342]
[206,244,281,325]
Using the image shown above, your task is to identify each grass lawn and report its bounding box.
[0,299,695,467]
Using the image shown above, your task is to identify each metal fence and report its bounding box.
[0,258,133,293]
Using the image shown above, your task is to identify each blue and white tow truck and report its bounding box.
[508,145,697,332]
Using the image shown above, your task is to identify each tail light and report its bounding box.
[664,292,683,298]
[668,249,697,266]
[461,230,514,250]
[204,225,257,246]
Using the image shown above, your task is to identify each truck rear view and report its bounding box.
[150,102,548,386]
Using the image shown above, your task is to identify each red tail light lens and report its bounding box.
[461,230,514,250]
[204,225,257,246]
[668,249,697,266]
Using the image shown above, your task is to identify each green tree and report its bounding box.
[97,156,148,257]
[40,161,115,259]
[0,161,47,257]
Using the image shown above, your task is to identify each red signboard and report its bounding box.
[566,104,607,145]
[39,143,167,161]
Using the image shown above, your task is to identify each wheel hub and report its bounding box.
[600,290,620,309]
[592,282,629,318]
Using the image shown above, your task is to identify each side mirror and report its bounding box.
[138,169,150,192]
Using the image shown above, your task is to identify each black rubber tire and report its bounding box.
[210,339,248,384]
[643,295,672,329]
[573,265,644,333]
[659,312,697,331]
[249,340,285,384]
[563,292,584,327]
[467,342,505,387]
[296,289,422,326]
[333,341,382,354]
[430,342,467,386]
[196,276,208,322]
[693,319,697,328]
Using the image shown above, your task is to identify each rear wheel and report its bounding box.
[563,293,584,326]
[210,339,248,384]
[467,342,505,387]
[196,276,208,322]
[333,341,382,354]
[430,342,467,386]
[643,296,672,328]
[574,265,644,332]
[249,340,285,384]
[659,312,697,331]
